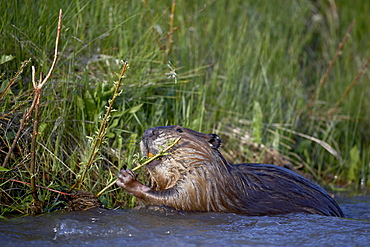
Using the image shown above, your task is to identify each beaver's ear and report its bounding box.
[207,134,222,149]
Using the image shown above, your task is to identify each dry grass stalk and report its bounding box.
[0,58,31,101]
[306,19,356,110]
[327,57,370,115]
[163,0,176,61]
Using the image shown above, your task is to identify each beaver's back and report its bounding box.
[228,163,344,217]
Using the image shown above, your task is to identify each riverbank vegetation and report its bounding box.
[1,0,369,216]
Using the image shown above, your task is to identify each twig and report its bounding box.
[30,9,63,208]
[38,9,63,89]
[69,62,129,192]
[132,137,181,172]
[327,57,370,115]
[306,20,355,109]
[96,137,181,197]
[30,69,41,204]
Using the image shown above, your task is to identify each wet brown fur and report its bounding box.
[117,125,344,217]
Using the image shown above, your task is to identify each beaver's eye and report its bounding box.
[208,134,221,149]
[176,128,183,133]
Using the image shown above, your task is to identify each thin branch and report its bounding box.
[132,137,181,172]
[29,9,63,210]
[30,70,41,204]
[69,62,129,192]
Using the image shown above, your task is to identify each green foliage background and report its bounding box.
[0,0,369,215]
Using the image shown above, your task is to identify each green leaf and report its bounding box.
[0,55,15,65]
[84,90,98,119]
[75,95,85,110]
[252,101,262,144]
[0,167,10,172]
[38,123,47,136]
[128,103,143,114]
[106,132,115,138]
[348,145,360,182]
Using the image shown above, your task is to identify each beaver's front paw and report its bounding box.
[116,169,137,190]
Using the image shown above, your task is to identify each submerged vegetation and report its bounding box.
[0,0,369,216]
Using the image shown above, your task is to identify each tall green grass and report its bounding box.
[0,0,369,216]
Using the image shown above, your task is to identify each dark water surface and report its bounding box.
[1,195,369,247]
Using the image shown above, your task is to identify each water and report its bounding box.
[0,195,369,247]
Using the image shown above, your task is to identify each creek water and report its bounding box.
[0,195,369,247]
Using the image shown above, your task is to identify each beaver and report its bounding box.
[116,125,344,217]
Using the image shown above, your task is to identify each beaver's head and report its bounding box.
[140,125,228,190]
